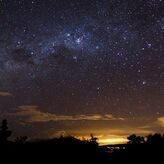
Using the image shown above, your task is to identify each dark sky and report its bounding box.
[0,0,164,144]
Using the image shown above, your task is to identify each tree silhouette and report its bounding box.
[0,119,12,143]
[89,133,99,148]
[146,133,162,144]
[15,136,28,144]
[90,133,98,143]
[127,134,145,144]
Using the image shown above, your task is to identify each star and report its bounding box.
[142,81,147,85]
[76,38,81,44]
[66,33,71,37]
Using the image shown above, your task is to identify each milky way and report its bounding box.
[0,0,164,143]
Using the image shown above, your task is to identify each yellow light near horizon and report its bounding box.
[99,138,128,145]
[70,133,129,145]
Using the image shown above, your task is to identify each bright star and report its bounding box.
[66,33,71,37]
[76,38,81,44]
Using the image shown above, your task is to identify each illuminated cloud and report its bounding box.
[12,105,125,123]
[0,91,13,97]
[157,117,164,127]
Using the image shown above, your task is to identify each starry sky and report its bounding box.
[0,0,164,144]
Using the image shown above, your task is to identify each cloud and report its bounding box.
[0,91,13,97]
[137,125,153,129]
[10,105,125,123]
[157,117,164,127]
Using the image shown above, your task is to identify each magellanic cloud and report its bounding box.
[0,91,13,97]
[10,105,125,123]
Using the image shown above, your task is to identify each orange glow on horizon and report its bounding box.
[50,127,155,145]
[99,137,128,145]
[76,134,128,145]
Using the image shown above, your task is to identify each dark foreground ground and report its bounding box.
[0,137,164,164]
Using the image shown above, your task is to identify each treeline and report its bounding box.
[0,119,164,163]
[1,119,164,146]
[0,119,99,144]
[127,133,164,144]
[0,119,109,163]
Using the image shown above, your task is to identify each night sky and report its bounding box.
[0,0,164,144]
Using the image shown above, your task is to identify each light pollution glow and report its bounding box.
[50,127,155,145]
[99,138,128,145]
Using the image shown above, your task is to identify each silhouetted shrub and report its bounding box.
[0,119,12,144]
